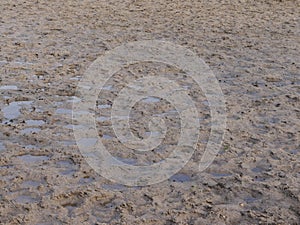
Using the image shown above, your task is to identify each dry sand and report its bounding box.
[0,0,299,224]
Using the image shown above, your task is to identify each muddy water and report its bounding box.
[0,0,299,224]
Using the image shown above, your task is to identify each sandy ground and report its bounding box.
[0,0,299,224]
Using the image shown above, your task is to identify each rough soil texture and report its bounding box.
[0,0,299,224]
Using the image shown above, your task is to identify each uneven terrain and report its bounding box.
[0,0,299,224]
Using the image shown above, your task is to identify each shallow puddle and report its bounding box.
[254,177,267,182]
[102,134,113,140]
[56,160,78,175]
[2,103,21,120]
[60,140,77,146]
[244,196,258,204]
[69,76,82,81]
[2,101,33,120]
[55,108,73,115]
[96,116,111,122]
[21,128,41,134]
[79,177,95,184]
[141,96,161,103]
[289,149,299,154]
[170,173,192,182]
[144,131,163,137]
[25,145,38,149]
[67,96,81,103]
[63,124,86,130]
[77,138,98,147]
[0,60,8,66]
[97,104,111,109]
[15,195,39,204]
[211,172,232,178]
[251,167,264,173]
[102,85,113,91]
[25,120,45,126]
[114,157,137,165]
[16,154,49,164]
[21,180,42,188]
[0,142,6,152]
[0,85,18,90]
[153,110,177,117]
[56,160,74,167]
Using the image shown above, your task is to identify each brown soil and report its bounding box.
[0,0,299,224]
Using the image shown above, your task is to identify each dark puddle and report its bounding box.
[170,173,192,182]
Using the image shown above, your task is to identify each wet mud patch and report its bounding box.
[0,0,299,224]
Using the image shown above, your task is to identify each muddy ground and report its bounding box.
[0,0,299,224]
